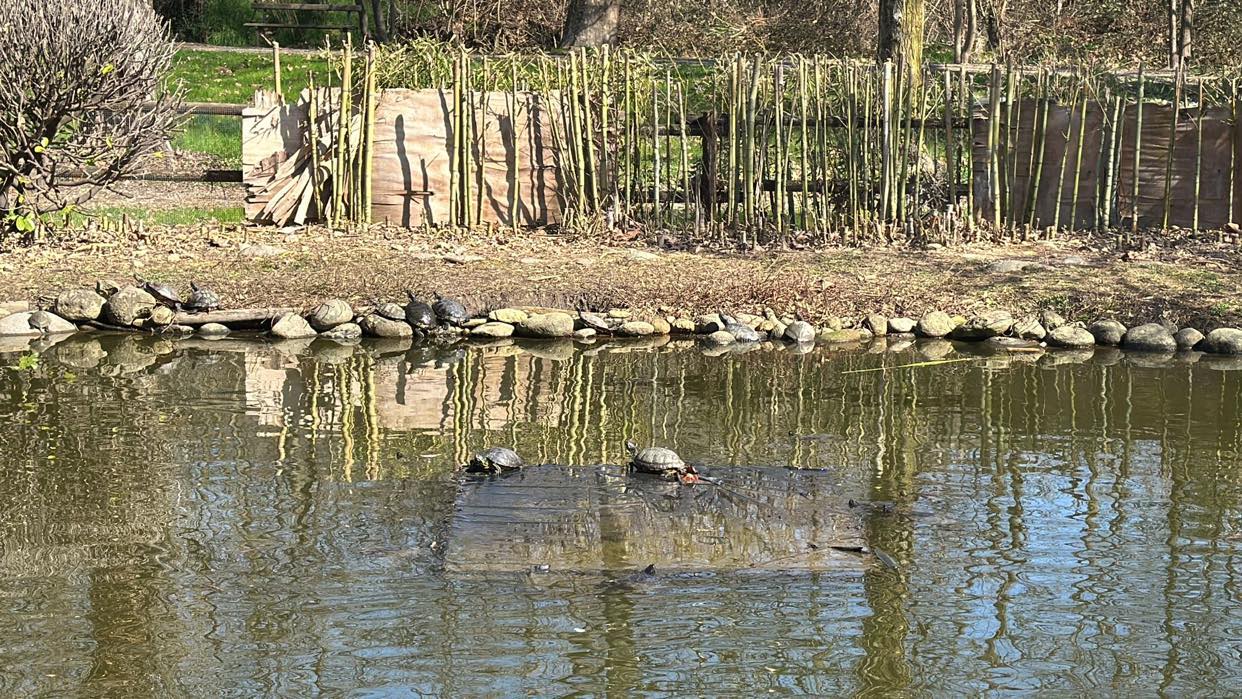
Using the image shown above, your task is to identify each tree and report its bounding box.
[953,0,979,62]
[1170,0,1194,70]
[879,0,925,77]
[0,0,182,236]
[561,0,621,47]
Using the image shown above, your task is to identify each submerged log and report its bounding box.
[171,307,300,326]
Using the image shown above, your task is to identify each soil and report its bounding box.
[7,181,1241,329]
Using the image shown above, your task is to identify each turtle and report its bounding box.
[625,440,699,482]
[186,281,220,313]
[720,313,761,343]
[465,447,525,474]
[135,276,183,309]
[404,292,438,329]
[433,294,470,326]
[376,301,406,322]
[848,498,896,515]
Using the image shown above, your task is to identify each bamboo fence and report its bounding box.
[247,41,1242,245]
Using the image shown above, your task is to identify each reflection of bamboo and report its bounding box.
[362,355,381,480]
[337,364,355,481]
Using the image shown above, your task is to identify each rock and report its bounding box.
[321,322,362,341]
[1158,320,1178,335]
[985,337,1043,351]
[821,316,844,332]
[646,317,671,335]
[704,330,735,345]
[671,317,696,334]
[888,317,916,334]
[443,253,484,264]
[103,286,156,326]
[271,313,318,339]
[1121,323,1177,353]
[573,328,597,340]
[471,321,515,338]
[695,314,725,334]
[358,314,412,338]
[166,324,194,335]
[916,311,955,338]
[783,320,817,344]
[54,289,105,322]
[238,243,286,258]
[147,306,176,326]
[819,329,868,344]
[1048,325,1096,348]
[735,312,762,328]
[308,300,354,331]
[770,322,787,340]
[578,312,612,333]
[1201,327,1242,355]
[1039,310,1066,331]
[865,314,888,336]
[950,310,1014,340]
[519,312,576,338]
[1088,320,1126,346]
[626,249,660,262]
[1012,316,1047,341]
[489,308,528,324]
[463,318,486,329]
[617,321,655,336]
[606,309,632,319]
[986,259,1040,273]
[198,323,230,338]
[0,312,39,337]
[1175,327,1204,351]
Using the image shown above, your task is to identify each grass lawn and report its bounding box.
[75,205,246,227]
[168,49,332,164]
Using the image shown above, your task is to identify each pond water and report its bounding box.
[1,333,1241,695]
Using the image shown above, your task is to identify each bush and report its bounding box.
[0,0,183,236]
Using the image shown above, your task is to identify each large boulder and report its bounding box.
[1121,323,1177,353]
[888,317,916,334]
[271,313,318,339]
[103,286,156,326]
[783,320,817,344]
[321,322,363,341]
[489,308,528,324]
[471,321,515,339]
[198,323,230,338]
[0,312,39,337]
[1012,316,1047,341]
[916,311,955,338]
[519,312,576,338]
[54,289,105,322]
[1174,327,1204,351]
[950,310,1014,341]
[308,299,354,331]
[1088,319,1126,346]
[819,328,868,344]
[695,314,725,334]
[618,321,655,337]
[1039,309,1066,331]
[1047,325,1096,348]
[359,314,412,338]
[1201,328,1242,355]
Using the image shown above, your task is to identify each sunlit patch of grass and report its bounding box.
[74,206,245,227]
[169,49,330,104]
[172,114,241,164]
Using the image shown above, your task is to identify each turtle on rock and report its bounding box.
[465,447,526,474]
[404,292,438,330]
[432,294,469,326]
[625,440,701,483]
[186,282,221,313]
[136,276,183,309]
[376,301,407,322]
[720,313,761,343]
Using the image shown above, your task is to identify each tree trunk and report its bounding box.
[1178,0,1194,68]
[982,0,1006,55]
[879,0,925,75]
[560,0,621,48]
[369,0,388,42]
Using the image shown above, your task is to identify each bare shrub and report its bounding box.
[0,0,182,236]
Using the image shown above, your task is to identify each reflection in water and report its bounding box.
[0,335,1239,694]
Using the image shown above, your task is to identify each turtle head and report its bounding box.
[405,290,418,302]
[190,281,200,292]
[624,440,638,457]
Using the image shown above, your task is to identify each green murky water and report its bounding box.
[1,333,1241,695]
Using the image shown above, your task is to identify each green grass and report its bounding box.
[167,49,331,162]
[76,206,246,227]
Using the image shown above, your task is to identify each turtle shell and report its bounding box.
[721,314,761,343]
[631,446,685,474]
[186,282,220,312]
[433,296,469,326]
[377,302,406,321]
[466,447,525,473]
[143,281,183,307]
[404,297,437,329]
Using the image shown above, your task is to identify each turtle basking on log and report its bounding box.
[465,447,526,475]
[404,292,437,330]
[135,276,183,310]
[432,294,469,326]
[625,440,701,483]
[186,282,220,313]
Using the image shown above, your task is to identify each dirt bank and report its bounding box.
[3,215,1239,330]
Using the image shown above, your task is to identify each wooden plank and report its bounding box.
[253,3,362,11]
[244,22,357,30]
[171,308,301,326]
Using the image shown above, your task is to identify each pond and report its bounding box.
[0,334,1240,695]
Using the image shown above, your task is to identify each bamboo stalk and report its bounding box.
[943,68,955,215]
[1162,67,1183,230]
[1069,89,1088,231]
[332,35,353,227]
[1021,69,1043,225]
[743,56,760,233]
[960,66,974,231]
[652,76,661,229]
[880,60,893,222]
[913,67,929,220]
[1231,78,1238,226]
[1131,64,1145,239]
[988,65,1002,231]
[582,48,601,218]
[799,57,810,231]
[774,63,785,236]
[1193,78,1205,231]
[727,56,739,227]
[1052,85,1079,232]
[677,83,691,230]
[1026,74,1050,228]
[362,44,377,225]
[273,41,283,100]
[308,72,322,218]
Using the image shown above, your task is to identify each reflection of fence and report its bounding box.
[213,49,1242,240]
